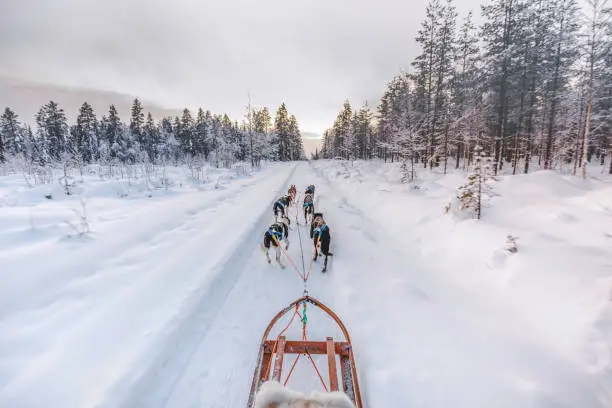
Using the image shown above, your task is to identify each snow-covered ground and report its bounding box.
[1,159,611,407]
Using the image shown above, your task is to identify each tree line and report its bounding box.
[0,98,306,169]
[318,0,612,180]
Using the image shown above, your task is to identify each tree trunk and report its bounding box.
[544,16,565,170]
[582,99,592,179]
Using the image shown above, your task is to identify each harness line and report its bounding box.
[295,193,307,277]
[263,188,330,392]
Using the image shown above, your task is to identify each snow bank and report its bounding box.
[0,161,294,408]
[310,159,612,406]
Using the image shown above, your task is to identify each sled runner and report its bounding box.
[247,296,363,408]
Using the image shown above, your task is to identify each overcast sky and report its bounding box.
[0,0,483,134]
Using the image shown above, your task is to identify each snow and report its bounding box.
[1,159,611,408]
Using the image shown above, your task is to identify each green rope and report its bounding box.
[301,302,308,325]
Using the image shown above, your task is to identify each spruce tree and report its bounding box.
[129,98,145,146]
[35,101,68,162]
[457,145,495,219]
[0,107,21,157]
[72,102,99,163]
[179,108,194,156]
[194,108,209,159]
[143,112,159,162]
[100,105,122,159]
[274,103,291,161]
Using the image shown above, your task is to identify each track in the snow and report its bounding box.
[108,163,353,408]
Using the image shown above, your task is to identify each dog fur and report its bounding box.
[273,196,291,220]
[303,193,314,223]
[261,216,290,266]
[310,214,332,268]
[254,381,355,408]
[288,185,297,203]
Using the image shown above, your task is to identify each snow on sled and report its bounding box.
[247,295,363,408]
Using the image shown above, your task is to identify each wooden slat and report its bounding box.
[263,340,350,356]
[258,345,273,383]
[326,337,339,391]
[272,336,286,382]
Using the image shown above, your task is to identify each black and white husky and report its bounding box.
[303,193,314,223]
[310,213,333,272]
[261,215,290,267]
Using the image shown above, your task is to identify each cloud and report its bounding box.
[0,0,482,134]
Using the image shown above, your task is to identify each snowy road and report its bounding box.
[1,162,608,408]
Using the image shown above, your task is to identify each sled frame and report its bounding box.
[247,296,363,408]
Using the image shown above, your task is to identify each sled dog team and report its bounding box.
[261,184,333,271]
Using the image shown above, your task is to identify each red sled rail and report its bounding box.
[246,295,363,408]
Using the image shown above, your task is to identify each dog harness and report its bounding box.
[268,226,283,241]
[314,224,327,237]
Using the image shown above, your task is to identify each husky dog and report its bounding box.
[311,214,332,271]
[305,184,315,196]
[254,380,354,408]
[273,196,291,220]
[261,215,290,267]
[303,193,314,223]
[288,184,297,203]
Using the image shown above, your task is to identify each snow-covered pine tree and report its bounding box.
[320,129,332,159]
[432,0,457,170]
[71,102,99,164]
[129,98,145,148]
[252,107,272,165]
[542,0,580,170]
[194,108,209,161]
[35,101,68,163]
[288,114,305,160]
[158,117,179,164]
[143,112,160,162]
[274,103,291,161]
[218,114,234,167]
[0,124,4,163]
[411,0,442,168]
[451,11,480,171]
[100,105,122,161]
[457,144,495,219]
[179,108,194,157]
[344,112,359,160]
[331,101,352,159]
[22,125,38,167]
[355,103,374,160]
[481,0,530,174]
[209,115,221,168]
[1,107,22,158]
[579,0,612,177]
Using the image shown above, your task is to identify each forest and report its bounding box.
[0,98,306,176]
[318,0,612,180]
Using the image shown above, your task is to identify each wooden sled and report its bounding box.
[247,296,363,408]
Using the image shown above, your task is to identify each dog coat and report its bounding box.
[264,222,287,249]
[313,224,331,255]
[303,193,313,208]
[273,198,288,215]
